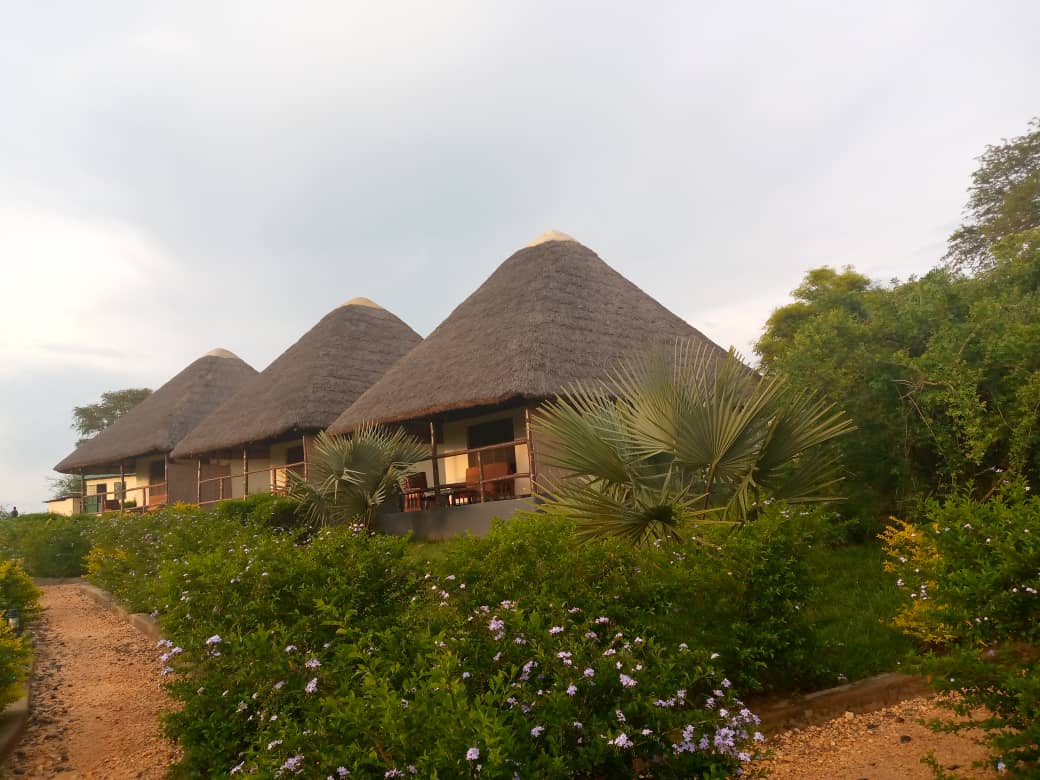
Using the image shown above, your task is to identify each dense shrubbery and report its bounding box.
[63,503,842,776]
[0,512,94,577]
[424,509,825,694]
[0,560,40,708]
[86,498,299,612]
[883,486,1040,776]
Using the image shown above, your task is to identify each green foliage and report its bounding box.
[0,513,95,577]
[0,561,40,709]
[0,621,32,710]
[946,117,1040,272]
[71,387,152,445]
[68,502,852,774]
[882,487,1040,776]
[0,559,42,623]
[213,494,303,530]
[534,341,854,543]
[805,542,913,683]
[286,427,429,529]
[417,508,827,694]
[86,504,262,613]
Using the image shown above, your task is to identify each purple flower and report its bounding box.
[549,626,564,635]
[267,739,283,750]
[566,684,578,696]
[466,747,480,761]
[305,657,321,669]
[531,725,545,738]
[285,644,298,653]
[205,634,222,645]
[583,668,595,678]
[281,755,305,773]
[336,769,350,778]
[305,677,318,694]
[609,732,633,749]
[619,673,637,688]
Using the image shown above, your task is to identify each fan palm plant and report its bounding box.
[534,340,855,543]
[286,426,429,529]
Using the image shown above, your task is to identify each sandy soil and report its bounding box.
[759,696,1000,779]
[4,584,180,779]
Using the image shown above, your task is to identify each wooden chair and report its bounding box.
[401,472,428,512]
[482,461,515,500]
[450,467,482,506]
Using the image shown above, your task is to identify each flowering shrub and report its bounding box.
[87,503,267,612]
[882,486,1040,776]
[429,509,824,693]
[75,503,827,776]
[157,530,763,777]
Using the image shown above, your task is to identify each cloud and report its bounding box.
[0,205,176,377]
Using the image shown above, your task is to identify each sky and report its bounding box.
[2,1,1038,512]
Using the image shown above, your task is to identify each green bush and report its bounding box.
[79,503,829,776]
[0,513,95,577]
[86,504,262,612]
[213,494,304,531]
[424,508,825,693]
[157,525,762,778]
[882,485,1040,776]
[0,560,39,709]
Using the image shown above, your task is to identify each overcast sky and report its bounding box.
[2,1,1037,512]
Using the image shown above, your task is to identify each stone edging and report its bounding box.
[753,671,931,733]
[0,579,163,767]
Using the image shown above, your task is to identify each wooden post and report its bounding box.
[301,434,309,482]
[195,459,202,504]
[243,447,249,498]
[477,449,485,503]
[119,462,125,512]
[524,406,537,493]
[163,454,169,507]
[80,469,86,514]
[429,421,442,507]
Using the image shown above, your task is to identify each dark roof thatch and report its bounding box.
[329,231,730,432]
[170,299,421,457]
[55,349,257,473]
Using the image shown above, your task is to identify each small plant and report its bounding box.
[883,485,1040,776]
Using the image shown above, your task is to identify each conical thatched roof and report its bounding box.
[170,300,421,457]
[55,349,257,473]
[329,231,730,432]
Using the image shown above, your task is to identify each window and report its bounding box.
[467,418,515,468]
[286,446,304,465]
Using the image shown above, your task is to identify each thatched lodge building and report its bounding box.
[169,298,421,503]
[53,349,257,512]
[327,231,729,537]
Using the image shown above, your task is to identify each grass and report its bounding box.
[805,540,915,684]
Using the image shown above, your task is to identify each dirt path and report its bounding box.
[4,584,180,779]
[760,695,1000,779]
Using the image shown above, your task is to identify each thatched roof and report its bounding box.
[170,300,421,457]
[55,349,257,473]
[329,231,730,432]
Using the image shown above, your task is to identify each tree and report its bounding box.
[47,386,153,500]
[72,388,152,445]
[286,427,429,529]
[946,117,1040,272]
[533,341,855,544]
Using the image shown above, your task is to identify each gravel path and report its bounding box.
[760,696,999,779]
[4,584,180,779]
